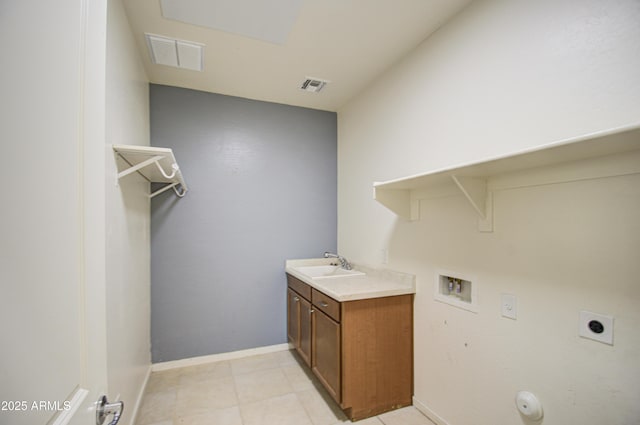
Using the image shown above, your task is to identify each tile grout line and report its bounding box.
[292,390,320,425]
[229,370,245,425]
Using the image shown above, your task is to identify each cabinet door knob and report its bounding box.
[320,301,328,307]
[309,309,314,314]
[294,297,299,302]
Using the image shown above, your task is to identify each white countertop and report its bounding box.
[285,258,415,302]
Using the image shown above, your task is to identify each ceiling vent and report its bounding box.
[300,77,329,93]
[145,33,204,72]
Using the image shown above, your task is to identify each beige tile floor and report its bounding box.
[136,349,436,425]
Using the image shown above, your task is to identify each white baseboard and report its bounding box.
[151,343,292,372]
[128,365,152,425]
[413,396,451,425]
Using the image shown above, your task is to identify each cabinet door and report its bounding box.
[341,295,414,420]
[287,289,300,345]
[288,289,312,366]
[312,309,341,402]
[298,296,312,366]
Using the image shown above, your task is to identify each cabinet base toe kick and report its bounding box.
[343,401,414,422]
[287,273,414,421]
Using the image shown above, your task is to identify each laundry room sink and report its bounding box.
[294,265,365,280]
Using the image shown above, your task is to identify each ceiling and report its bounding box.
[122,0,473,111]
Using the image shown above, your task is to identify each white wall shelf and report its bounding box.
[374,124,640,231]
[113,144,188,198]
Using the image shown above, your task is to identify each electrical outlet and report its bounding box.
[501,294,517,320]
[579,311,613,345]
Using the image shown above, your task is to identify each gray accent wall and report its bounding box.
[150,85,337,362]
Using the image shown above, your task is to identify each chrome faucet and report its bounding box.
[324,252,352,270]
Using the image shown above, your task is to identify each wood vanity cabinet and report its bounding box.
[311,288,341,401]
[287,287,311,366]
[286,273,413,421]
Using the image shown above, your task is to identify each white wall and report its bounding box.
[105,1,151,423]
[337,0,640,424]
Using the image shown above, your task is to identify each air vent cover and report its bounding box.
[300,77,329,93]
[145,33,204,71]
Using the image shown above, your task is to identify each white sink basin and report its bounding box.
[295,265,365,280]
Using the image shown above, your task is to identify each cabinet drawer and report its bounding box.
[312,289,340,322]
[287,274,311,300]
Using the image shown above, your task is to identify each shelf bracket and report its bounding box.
[451,175,493,232]
[374,187,418,221]
[149,182,188,199]
[117,155,165,180]
[478,191,493,232]
[172,184,187,198]
[150,182,178,199]
[154,160,179,179]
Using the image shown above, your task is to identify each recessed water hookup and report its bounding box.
[434,270,477,313]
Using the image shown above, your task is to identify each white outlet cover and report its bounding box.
[579,311,613,345]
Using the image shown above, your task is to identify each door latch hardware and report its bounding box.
[96,395,124,425]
